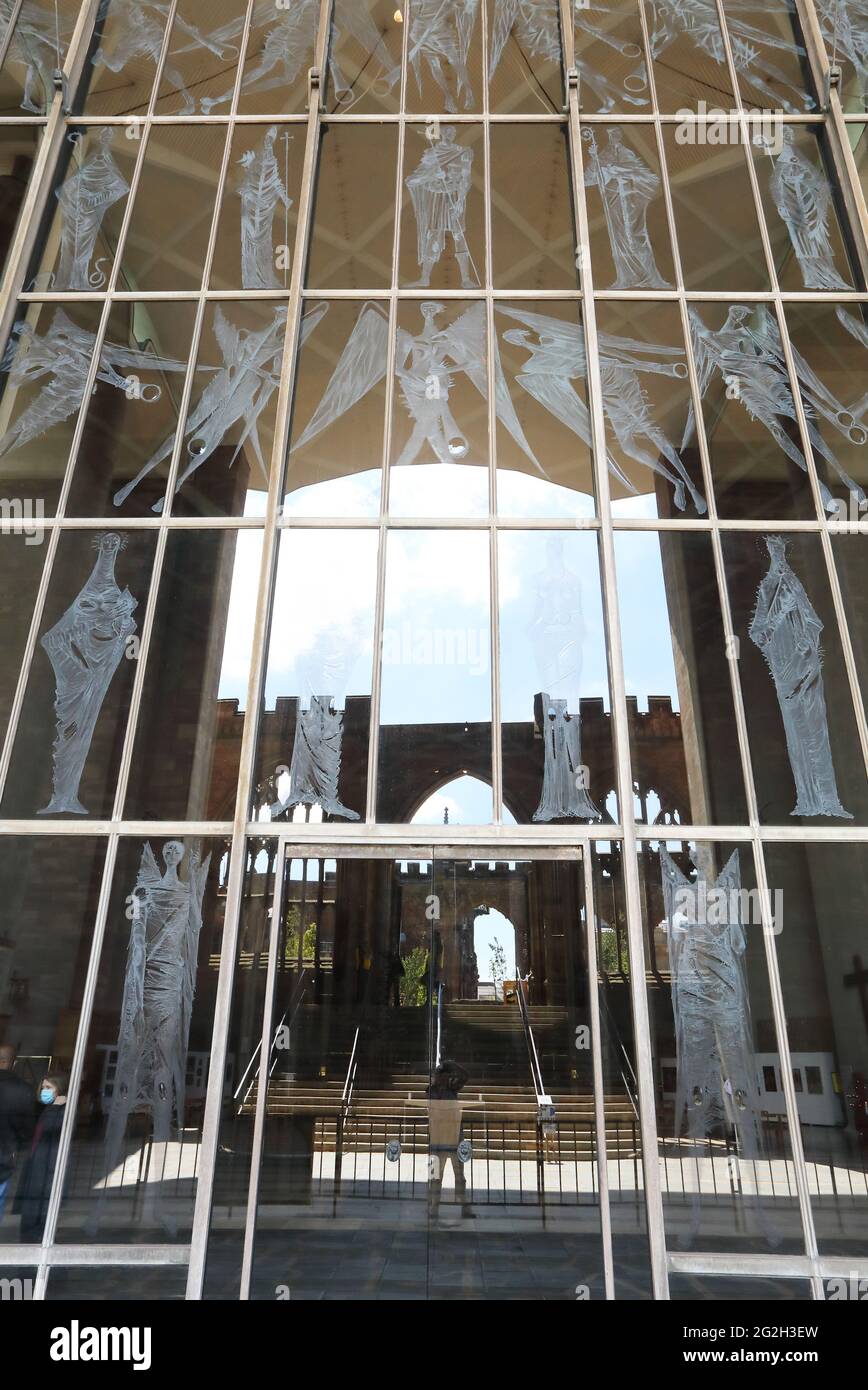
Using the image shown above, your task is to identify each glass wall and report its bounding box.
[0,0,866,1301]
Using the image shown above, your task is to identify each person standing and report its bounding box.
[0,1044,37,1221]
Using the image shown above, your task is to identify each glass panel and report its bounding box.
[721,0,816,113]
[159,300,288,521]
[1,530,157,819]
[834,535,868,722]
[116,125,226,292]
[783,301,868,520]
[253,528,378,825]
[487,0,563,113]
[815,0,867,115]
[494,299,596,520]
[26,127,135,294]
[662,132,770,292]
[754,125,858,294]
[0,0,79,115]
[614,531,749,827]
[398,123,484,291]
[326,0,404,114]
[574,1,650,115]
[647,0,735,113]
[378,530,492,823]
[585,124,674,292]
[80,0,171,116]
[0,1267,35,1300]
[389,300,490,518]
[763,844,868,1258]
[0,533,48,746]
[47,1267,188,1298]
[203,840,277,1299]
[153,0,250,116]
[55,837,230,1244]
[722,531,868,825]
[65,299,198,518]
[687,302,818,520]
[498,531,614,826]
[285,299,385,518]
[307,123,398,289]
[0,300,107,515]
[235,1,320,116]
[123,530,262,821]
[0,124,40,279]
[670,1274,812,1298]
[209,124,305,293]
[596,300,706,520]
[404,0,483,114]
[0,836,107,1246]
[490,124,577,290]
[642,839,804,1254]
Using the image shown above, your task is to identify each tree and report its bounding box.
[400,946,429,1007]
[489,936,507,1001]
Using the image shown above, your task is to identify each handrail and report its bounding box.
[233,967,308,1105]
[598,978,641,1124]
[341,1025,361,1114]
[434,982,444,1071]
[515,974,548,1108]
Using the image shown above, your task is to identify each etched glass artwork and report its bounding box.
[39,533,137,816]
[405,126,478,288]
[406,0,479,111]
[749,535,852,820]
[45,130,129,291]
[529,536,601,822]
[583,127,670,289]
[574,2,649,112]
[236,126,293,290]
[92,1,237,116]
[99,841,210,1233]
[659,846,776,1247]
[1,0,72,112]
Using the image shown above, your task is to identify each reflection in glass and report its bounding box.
[47,1267,188,1298]
[834,536,868,722]
[125,531,262,820]
[378,531,492,823]
[614,531,748,826]
[763,844,868,1257]
[0,837,107,1247]
[55,838,229,1243]
[490,124,577,290]
[487,0,563,113]
[643,840,803,1253]
[499,532,612,825]
[0,124,40,279]
[584,125,673,290]
[308,123,398,289]
[723,531,868,824]
[0,535,47,746]
[663,132,769,292]
[255,529,378,824]
[399,124,484,291]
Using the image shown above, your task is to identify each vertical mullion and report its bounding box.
[481,0,502,824]
[583,848,615,1299]
[185,0,336,1301]
[559,0,668,1299]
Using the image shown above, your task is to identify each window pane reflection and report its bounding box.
[308,123,398,289]
[491,124,577,290]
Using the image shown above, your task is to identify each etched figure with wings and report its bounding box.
[91,0,237,115]
[1,0,74,112]
[293,300,541,478]
[407,0,479,111]
[686,304,867,512]
[0,312,190,459]
[496,304,706,513]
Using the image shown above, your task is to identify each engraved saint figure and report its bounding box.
[405,128,477,288]
[529,537,600,821]
[660,847,774,1247]
[52,130,129,291]
[583,127,670,289]
[236,126,292,291]
[100,841,210,1231]
[749,535,852,819]
[408,0,479,112]
[39,533,137,815]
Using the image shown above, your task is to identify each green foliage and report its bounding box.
[400,946,429,1008]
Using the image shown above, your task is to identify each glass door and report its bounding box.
[238,844,615,1300]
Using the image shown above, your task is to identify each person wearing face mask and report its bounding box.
[13,1073,68,1243]
[0,1043,37,1223]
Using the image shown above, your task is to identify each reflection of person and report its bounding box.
[14,1073,68,1242]
[0,1044,37,1220]
[427,1059,474,1219]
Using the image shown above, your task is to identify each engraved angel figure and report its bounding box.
[583,127,670,289]
[92,0,237,115]
[489,0,561,80]
[749,535,852,819]
[293,300,541,477]
[497,304,706,513]
[0,311,190,458]
[528,536,600,821]
[50,130,129,291]
[0,0,72,112]
[405,127,477,288]
[236,126,292,290]
[659,847,776,1247]
[38,533,136,815]
[686,304,867,512]
[98,841,210,1232]
[407,0,479,112]
[815,0,867,94]
[649,0,815,112]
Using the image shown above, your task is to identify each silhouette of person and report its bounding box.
[0,1044,37,1221]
